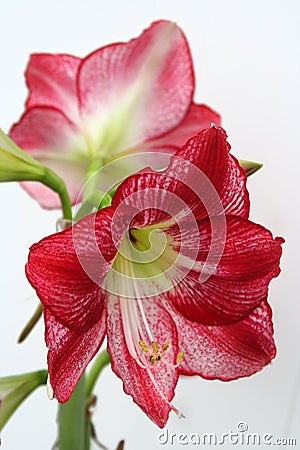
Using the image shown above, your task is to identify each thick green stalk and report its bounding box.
[58,374,87,450]
[85,351,110,450]
[85,350,110,399]
[58,351,110,450]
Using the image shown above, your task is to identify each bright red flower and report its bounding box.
[9,20,220,209]
[26,127,283,427]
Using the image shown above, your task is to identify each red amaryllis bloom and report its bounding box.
[26,127,283,427]
[9,20,220,209]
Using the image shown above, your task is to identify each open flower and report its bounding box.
[0,370,47,430]
[9,20,220,209]
[26,127,283,426]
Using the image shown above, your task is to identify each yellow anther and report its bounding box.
[139,341,149,353]
[151,341,159,353]
[149,354,156,364]
[176,351,184,364]
[138,340,171,366]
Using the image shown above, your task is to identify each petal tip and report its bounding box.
[46,376,54,400]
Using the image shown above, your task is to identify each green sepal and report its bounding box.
[239,159,263,176]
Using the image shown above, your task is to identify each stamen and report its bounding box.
[147,367,185,420]
[120,299,139,362]
[149,354,156,364]
[139,341,148,353]
[137,298,153,342]
[162,343,170,352]
[116,232,186,420]
[172,405,186,419]
[152,341,159,353]
[176,351,184,364]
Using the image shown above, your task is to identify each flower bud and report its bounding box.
[0,370,47,430]
[0,129,46,182]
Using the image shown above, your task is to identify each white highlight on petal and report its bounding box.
[46,376,54,400]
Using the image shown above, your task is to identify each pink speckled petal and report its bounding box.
[107,296,179,427]
[45,308,106,403]
[169,300,276,379]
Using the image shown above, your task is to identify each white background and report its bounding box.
[0,1,299,449]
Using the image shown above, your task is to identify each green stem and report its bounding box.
[85,351,110,450]
[58,352,110,450]
[84,416,91,450]
[85,350,110,399]
[42,168,72,220]
[58,374,87,450]
[17,303,43,343]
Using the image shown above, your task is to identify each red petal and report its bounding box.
[112,171,186,226]
[45,308,106,403]
[25,53,81,123]
[112,166,223,229]
[26,207,121,332]
[78,20,194,144]
[169,300,276,379]
[149,103,221,149]
[10,106,78,150]
[168,216,284,325]
[107,296,179,427]
[167,126,250,219]
[112,127,249,222]
[10,106,88,208]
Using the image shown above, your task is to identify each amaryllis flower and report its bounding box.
[26,127,283,427]
[9,20,220,209]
